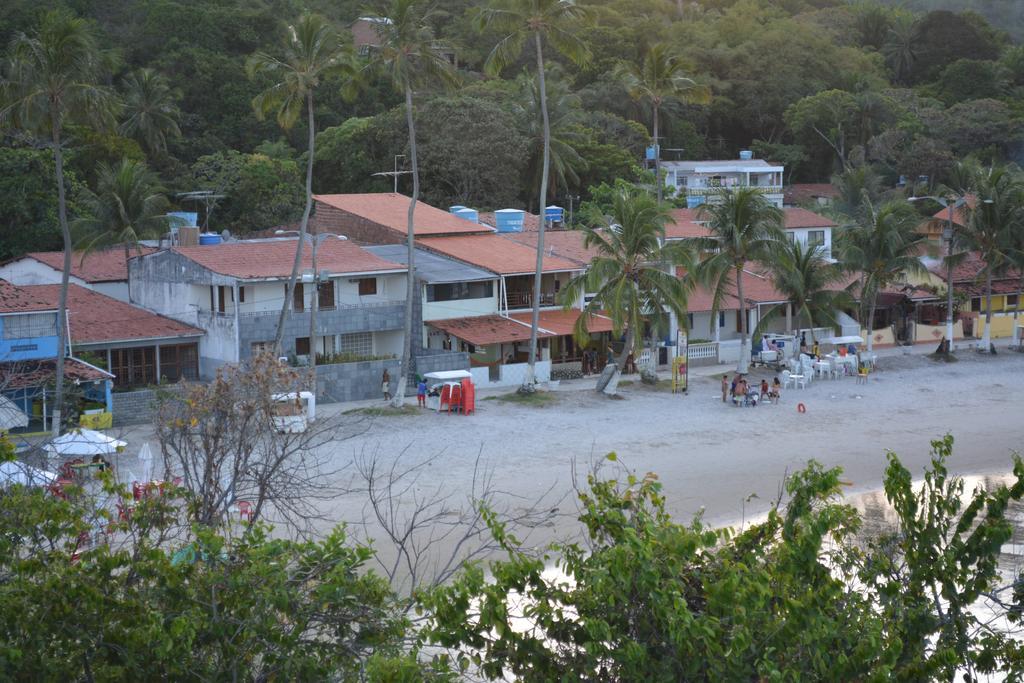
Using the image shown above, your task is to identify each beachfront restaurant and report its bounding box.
[426,310,615,386]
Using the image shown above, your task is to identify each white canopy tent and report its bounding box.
[45,428,127,458]
[0,460,57,487]
[819,335,865,346]
[423,370,472,381]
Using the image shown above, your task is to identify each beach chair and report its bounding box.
[856,367,869,385]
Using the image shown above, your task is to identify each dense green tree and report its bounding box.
[908,10,1003,83]
[762,238,852,338]
[559,186,694,394]
[0,10,119,436]
[314,116,390,194]
[0,146,84,260]
[247,13,354,353]
[423,436,1024,680]
[190,150,304,232]
[415,96,526,208]
[690,188,785,373]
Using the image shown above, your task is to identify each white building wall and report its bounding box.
[373,330,404,356]
[422,294,498,322]
[0,259,89,287]
[786,227,833,260]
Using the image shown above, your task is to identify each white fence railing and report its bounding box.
[687,342,718,361]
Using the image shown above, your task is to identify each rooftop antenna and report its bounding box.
[372,154,412,193]
[177,190,227,230]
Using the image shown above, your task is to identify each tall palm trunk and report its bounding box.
[653,104,661,204]
[392,84,418,406]
[273,92,317,354]
[1013,276,1023,346]
[51,119,70,437]
[736,264,749,373]
[981,269,993,352]
[866,292,878,353]
[525,31,550,389]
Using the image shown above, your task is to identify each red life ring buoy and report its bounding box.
[797,402,806,413]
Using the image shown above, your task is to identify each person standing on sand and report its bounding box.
[382,369,391,401]
[721,374,729,403]
[416,377,427,408]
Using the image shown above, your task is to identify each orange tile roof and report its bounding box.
[926,250,1020,284]
[666,211,711,240]
[171,239,406,280]
[784,183,838,205]
[314,193,494,236]
[499,230,600,267]
[509,309,614,336]
[667,207,833,231]
[687,269,788,312]
[417,234,581,275]
[24,284,202,345]
[17,247,158,283]
[929,195,976,226]
[429,309,613,346]
[0,280,56,314]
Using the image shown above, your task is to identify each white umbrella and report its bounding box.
[0,396,28,431]
[45,428,127,457]
[138,443,153,482]
[0,460,57,487]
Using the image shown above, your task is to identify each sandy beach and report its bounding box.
[117,343,1024,576]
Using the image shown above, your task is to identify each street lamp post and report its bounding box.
[275,231,347,385]
[909,194,968,351]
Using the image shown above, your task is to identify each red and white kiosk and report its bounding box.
[423,370,475,415]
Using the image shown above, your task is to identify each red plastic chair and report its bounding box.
[237,500,253,522]
[447,385,462,414]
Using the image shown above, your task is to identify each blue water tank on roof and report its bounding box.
[686,196,705,209]
[454,208,478,223]
[544,205,563,223]
[449,205,467,214]
[199,232,222,245]
[739,150,753,160]
[494,208,525,232]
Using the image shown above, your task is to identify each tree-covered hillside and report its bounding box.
[1,0,1022,257]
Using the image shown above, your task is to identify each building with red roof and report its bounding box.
[0,247,157,302]
[20,284,203,388]
[311,193,494,244]
[130,239,409,379]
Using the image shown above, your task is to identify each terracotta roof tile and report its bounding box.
[666,211,711,240]
[499,231,599,267]
[18,247,157,283]
[666,207,834,231]
[23,284,202,345]
[687,269,788,312]
[314,193,494,236]
[927,251,1021,284]
[170,239,406,280]
[417,234,581,275]
[784,183,838,205]
[428,309,612,346]
[0,280,56,314]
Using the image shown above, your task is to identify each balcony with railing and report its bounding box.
[505,290,557,309]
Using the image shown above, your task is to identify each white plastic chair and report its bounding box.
[793,373,807,389]
[782,370,794,390]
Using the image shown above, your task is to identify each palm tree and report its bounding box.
[689,188,785,373]
[74,158,169,262]
[950,162,1024,353]
[614,43,709,203]
[515,69,586,212]
[883,17,919,85]
[837,198,926,353]
[0,11,118,436]
[480,0,590,389]
[763,239,852,340]
[365,0,458,406]
[560,187,694,395]
[247,14,353,354]
[118,68,181,155]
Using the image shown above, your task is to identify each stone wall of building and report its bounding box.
[111,389,160,425]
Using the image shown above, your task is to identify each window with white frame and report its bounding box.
[808,230,826,247]
[3,313,57,340]
[339,332,372,356]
